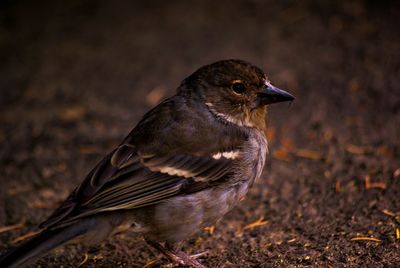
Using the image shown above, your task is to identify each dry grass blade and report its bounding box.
[0,223,25,234]
[350,237,382,243]
[60,106,86,120]
[295,149,324,161]
[204,225,215,235]
[335,180,342,192]
[345,144,370,155]
[382,209,396,217]
[142,258,158,268]
[79,145,99,154]
[272,149,292,162]
[78,253,89,267]
[11,230,41,244]
[243,217,268,230]
[364,175,386,190]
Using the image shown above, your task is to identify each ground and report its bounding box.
[0,0,399,267]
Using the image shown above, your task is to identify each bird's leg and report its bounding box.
[145,239,207,268]
[145,239,184,265]
[166,242,209,262]
[173,251,208,268]
[164,242,209,260]
[165,241,208,267]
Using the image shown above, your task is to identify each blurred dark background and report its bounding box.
[0,0,399,267]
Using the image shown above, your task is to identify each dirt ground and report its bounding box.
[0,0,399,267]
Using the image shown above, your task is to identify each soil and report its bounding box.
[0,0,399,267]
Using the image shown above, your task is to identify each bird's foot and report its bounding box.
[145,239,207,268]
[174,251,207,268]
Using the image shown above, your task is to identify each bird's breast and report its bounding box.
[239,129,268,186]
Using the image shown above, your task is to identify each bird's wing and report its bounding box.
[82,143,235,209]
[40,97,244,229]
[40,143,237,228]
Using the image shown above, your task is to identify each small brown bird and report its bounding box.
[0,59,294,268]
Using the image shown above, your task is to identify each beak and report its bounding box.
[257,83,295,105]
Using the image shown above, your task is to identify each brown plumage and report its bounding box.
[0,59,294,268]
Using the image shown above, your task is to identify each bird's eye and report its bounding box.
[231,81,246,94]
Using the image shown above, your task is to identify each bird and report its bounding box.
[0,59,294,268]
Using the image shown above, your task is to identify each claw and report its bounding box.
[145,239,207,268]
[190,251,209,259]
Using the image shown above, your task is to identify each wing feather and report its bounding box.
[41,143,239,228]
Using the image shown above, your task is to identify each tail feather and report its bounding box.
[0,223,89,268]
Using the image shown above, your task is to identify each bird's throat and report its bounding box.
[206,103,267,130]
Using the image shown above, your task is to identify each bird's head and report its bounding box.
[178,59,294,130]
